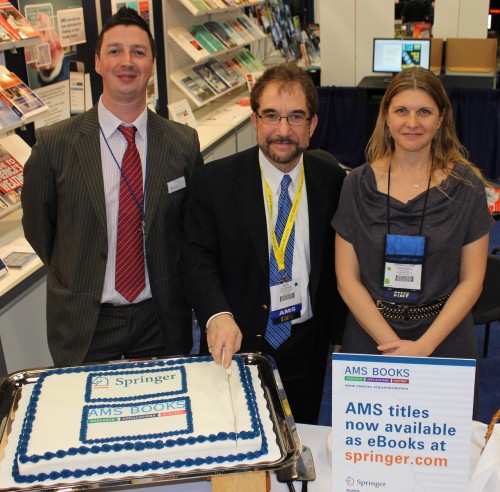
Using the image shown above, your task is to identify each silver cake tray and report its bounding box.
[0,353,302,491]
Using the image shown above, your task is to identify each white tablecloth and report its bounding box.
[102,423,332,491]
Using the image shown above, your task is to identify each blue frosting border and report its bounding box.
[80,396,192,444]
[13,356,267,484]
[85,366,187,403]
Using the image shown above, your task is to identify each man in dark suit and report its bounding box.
[180,64,346,424]
[21,8,202,366]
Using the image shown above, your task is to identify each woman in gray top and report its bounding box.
[332,67,493,361]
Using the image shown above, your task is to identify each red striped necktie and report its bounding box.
[115,125,145,302]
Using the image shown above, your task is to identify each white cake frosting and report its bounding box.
[10,356,276,485]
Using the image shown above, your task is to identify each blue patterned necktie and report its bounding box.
[265,174,294,349]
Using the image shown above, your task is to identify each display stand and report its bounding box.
[211,470,269,491]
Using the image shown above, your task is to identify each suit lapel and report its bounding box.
[304,154,329,302]
[235,148,269,277]
[143,111,166,238]
[75,106,107,232]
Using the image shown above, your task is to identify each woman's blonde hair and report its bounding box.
[365,67,485,184]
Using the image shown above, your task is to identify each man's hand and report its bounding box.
[206,314,242,369]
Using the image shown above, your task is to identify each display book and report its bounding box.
[248,0,300,62]
[0,1,40,48]
[0,354,290,489]
[170,13,264,62]
[0,141,23,210]
[0,66,48,132]
[183,0,263,15]
[178,48,265,104]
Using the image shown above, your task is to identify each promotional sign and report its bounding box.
[332,354,476,492]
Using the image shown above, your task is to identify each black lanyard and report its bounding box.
[386,162,432,236]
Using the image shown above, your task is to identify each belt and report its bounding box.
[376,295,450,320]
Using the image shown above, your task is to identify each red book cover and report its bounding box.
[0,2,40,41]
[0,143,23,195]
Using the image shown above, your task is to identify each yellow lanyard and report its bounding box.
[261,164,305,273]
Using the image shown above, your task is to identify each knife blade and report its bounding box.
[223,348,238,446]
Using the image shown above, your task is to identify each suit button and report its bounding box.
[261,305,268,310]
[100,253,107,260]
[256,334,263,338]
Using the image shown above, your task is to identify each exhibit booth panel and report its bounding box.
[444,37,498,88]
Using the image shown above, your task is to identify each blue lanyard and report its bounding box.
[99,124,148,232]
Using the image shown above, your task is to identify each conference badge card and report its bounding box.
[331,354,475,492]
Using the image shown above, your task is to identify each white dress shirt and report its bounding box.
[98,98,152,304]
[259,150,312,324]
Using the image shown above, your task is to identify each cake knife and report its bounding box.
[223,349,238,446]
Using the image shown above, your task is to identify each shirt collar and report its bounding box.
[259,149,304,196]
[98,96,148,140]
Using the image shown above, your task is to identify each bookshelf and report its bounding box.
[162,0,267,110]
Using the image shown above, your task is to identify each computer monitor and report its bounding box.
[372,38,432,76]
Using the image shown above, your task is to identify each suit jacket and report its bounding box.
[180,146,347,354]
[22,106,203,366]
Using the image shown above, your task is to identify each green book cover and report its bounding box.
[244,50,266,70]
[187,0,210,11]
[188,25,224,54]
[236,49,261,71]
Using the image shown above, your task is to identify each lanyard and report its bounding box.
[261,164,304,273]
[99,125,147,232]
[387,162,432,236]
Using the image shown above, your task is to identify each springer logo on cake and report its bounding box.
[85,366,187,402]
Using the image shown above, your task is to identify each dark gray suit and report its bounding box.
[22,106,203,366]
[180,146,346,423]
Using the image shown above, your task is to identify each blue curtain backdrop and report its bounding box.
[312,86,500,181]
[310,87,368,168]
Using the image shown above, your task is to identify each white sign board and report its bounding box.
[332,353,475,492]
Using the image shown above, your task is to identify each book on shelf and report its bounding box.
[0,98,22,130]
[193,62,229,94]
[0,69,48,122]
[226,55,249,76]
[236,15,264,39]
[209,0,230,8]
[2,251,37,269]
[227,19,255,43]
[1,188,21,205]
[206,59,241,88]
[221,58,246,83]
[187,24,225,54]
[175,29,211,60]
[198,0,220,8]
[204,21,238,49]
[186,0,211,11]
[235,49,266,72]
[219,20,246,46]
[0,143,23,199]
[179,73,216,103]
[0,2,40,42]
[0,256,7,278]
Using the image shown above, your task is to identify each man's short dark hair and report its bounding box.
[95,7,156,60]
[250,63,318,117]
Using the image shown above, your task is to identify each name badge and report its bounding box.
[167,176,186,193]
[383,234,426,302]
[269,279,302,324]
